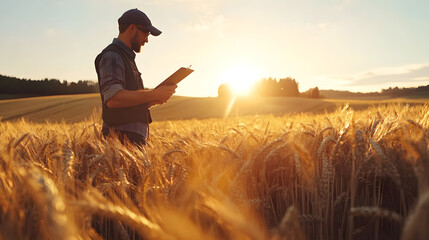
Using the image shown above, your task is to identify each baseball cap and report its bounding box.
[118,8,162,36]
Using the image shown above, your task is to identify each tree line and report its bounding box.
[218,77,320,98]
[0,75,99,96]
[381,85,429,97]
[219,76,429,99]
[320,85,429,99]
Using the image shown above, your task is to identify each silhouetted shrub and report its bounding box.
[218,83,233,98]
[301,87,320,98]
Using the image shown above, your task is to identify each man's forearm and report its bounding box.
[106,89,156,108]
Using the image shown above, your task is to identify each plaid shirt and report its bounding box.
[97,38,148,138]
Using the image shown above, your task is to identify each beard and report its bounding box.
[131,33,142,52]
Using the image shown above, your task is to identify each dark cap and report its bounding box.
[118,8,162,36]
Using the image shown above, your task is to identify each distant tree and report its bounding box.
[252,77,279,96]
[278,77,299,97]
[251,77,299,97]
[218,83,233,98]
[301,87,320,98]
[311,87,320,98]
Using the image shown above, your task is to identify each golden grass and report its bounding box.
[0,103,428,239]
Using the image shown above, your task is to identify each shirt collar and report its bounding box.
[112,38,136,59]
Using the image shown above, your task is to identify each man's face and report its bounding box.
[131,26,149,53]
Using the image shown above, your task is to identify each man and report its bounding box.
[95,8,176,146]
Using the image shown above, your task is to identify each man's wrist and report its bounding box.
[139,89,157,103]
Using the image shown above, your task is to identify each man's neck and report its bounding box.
[117,35,132,51]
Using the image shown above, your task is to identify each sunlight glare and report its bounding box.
[223,96,236,119]
[219,64,262,96]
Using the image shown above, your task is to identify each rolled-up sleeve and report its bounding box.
[98,51,126,103]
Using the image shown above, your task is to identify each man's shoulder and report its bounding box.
[98,43,121,57]
[96,46,124,66]
[100,49,122,60]
[104,42,122,52]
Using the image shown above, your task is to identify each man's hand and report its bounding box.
[152,85,177,104]
[105,85,177,109]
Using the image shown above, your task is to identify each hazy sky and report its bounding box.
[1,0,429,97]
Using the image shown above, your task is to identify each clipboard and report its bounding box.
[156,66,194,88]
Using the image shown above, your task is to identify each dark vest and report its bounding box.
[95,43,152,125]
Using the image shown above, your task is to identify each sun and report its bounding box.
[219,64,263,96]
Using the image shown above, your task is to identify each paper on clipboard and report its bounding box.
[155,66,194,88]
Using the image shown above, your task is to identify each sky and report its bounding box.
[1,0,429,97]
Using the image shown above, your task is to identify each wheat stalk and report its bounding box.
[350,207,403,223]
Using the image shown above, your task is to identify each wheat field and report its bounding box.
[0,104,428,240]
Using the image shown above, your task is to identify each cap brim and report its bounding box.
[149,26,162,36]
